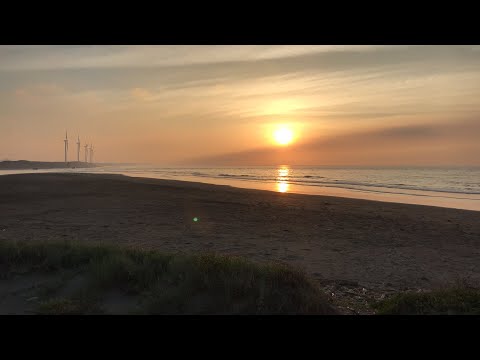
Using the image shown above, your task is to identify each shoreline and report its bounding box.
[136,174,480,212]
[0,160,96,170]
[1,168,479,211]
[87,172,480,213]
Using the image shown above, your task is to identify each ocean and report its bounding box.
[2,165,480,211]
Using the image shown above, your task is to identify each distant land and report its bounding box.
[0,160,96,170]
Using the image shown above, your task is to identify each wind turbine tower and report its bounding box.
[64,131,69,163]
[76,136,80,162]
[84,143,89,163]
[89,144,94,163]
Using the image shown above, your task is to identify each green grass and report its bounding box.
[374,287,480,315]
[0,240,338,315]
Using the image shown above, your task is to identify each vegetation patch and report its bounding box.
[0,240,338,315]
[374,287,480,315]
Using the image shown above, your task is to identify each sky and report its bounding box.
[1,45,480,166]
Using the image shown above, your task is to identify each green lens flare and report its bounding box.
[193,217,198,222]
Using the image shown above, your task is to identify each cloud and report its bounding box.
[2,46,480,164]
[0,45,387,71]
[186,119,480,166]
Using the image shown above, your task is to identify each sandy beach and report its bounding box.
[0,173,479,313]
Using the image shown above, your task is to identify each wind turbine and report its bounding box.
[84,143,89,163]
[76,135,80,162]
[64,131,69,163]
[89,144,93,163]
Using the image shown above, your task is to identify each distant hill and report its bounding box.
[0,160,97,170]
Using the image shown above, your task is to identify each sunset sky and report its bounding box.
[1,45,480,166]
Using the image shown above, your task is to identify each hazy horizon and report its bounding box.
[4,160,480,170]
[1,45,480,166]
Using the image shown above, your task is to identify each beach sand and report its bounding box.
[0,173,479,313]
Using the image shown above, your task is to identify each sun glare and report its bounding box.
[273,127,294,146]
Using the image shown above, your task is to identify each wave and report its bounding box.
[288,182,479,200]
[287,179,480,195]
[200,172,480,196]
[218,173,254,178]
[248,177,474,195]
[217,173,264,181]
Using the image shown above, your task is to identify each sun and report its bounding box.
[273,127,294,146]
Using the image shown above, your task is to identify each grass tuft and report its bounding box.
[374,287,480,315]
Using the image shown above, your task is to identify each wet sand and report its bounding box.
[0,173,479,312]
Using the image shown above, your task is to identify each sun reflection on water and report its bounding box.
[276,166,290,193]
